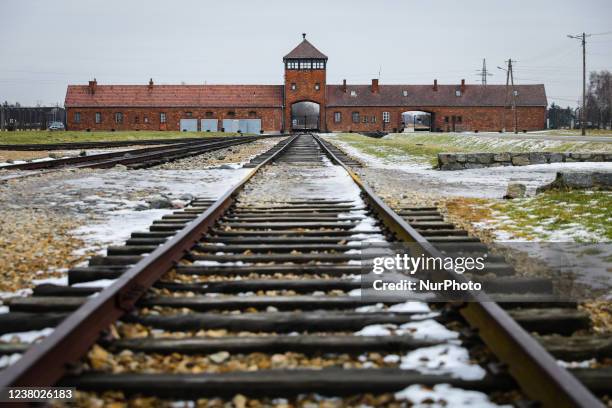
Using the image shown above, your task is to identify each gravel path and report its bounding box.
[0,138,283,296]
[153,137,282,170]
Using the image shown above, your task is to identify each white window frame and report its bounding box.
[334,112,342,123]
[383,111,390,123]
[160,112,166,124]
[455,90,462,97]
[402,90,408,97]
[74,112,81,124]
[350,90,357,97]
[95,112,102,124]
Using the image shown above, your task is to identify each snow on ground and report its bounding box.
[60,169,250,252]
[400,344,486,380]
[355,320,459,342]
[0,327,54,343]
[328,136,612,198]
[395,383,511,407]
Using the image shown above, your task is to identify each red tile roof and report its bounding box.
[326,84,547,107]
[65,85,284,108]
[283,39,328,60]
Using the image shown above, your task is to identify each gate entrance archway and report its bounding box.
[291,101,320,131]
[401,111,432,132]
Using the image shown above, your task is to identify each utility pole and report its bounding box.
[568,32,590,136]
[498,59,518,133]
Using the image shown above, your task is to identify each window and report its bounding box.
[300,60,312,69]
[444,116,449,123]
[457,116,463,124]
[314,83,320,91]
[205,111,214,117]
[334,112,342,123]
[350,90,357,97]
[134,115,139,124]
[383,112,390,123]
[144,115,149,123]
[291,83,297,91]
[313,60,325,69]
[287,60,299,69]
[160,112,166,123]
[362,116,368,123]
[115,112,123,124]
[402,90,408,97]
[74,112,81,124]
[455,90,462,97]
[185,112,192,118]
[371,115,377,123]
[95,112,102,124]
[248,111,257,117]
[352,112,360,123]
[513,90,519,96]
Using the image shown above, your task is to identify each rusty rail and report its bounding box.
[313,134,602,408]
[0,134,299,390]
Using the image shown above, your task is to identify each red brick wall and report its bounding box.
[66,107,283,132]
[325,106,546,132]
[284,68,326,132]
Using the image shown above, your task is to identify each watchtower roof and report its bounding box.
[283,36,327,61]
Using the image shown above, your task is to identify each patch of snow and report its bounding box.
[0,327,54,343]
[32,276,68,286]
[557,359,596,368]
[72,279,117,288]
[395,383,511,407]
[400,344,486,380]
[0,353,22,368]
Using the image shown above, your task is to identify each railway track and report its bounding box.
[0,137,222,151]
[0,134,608,407]
[0,136,270,172]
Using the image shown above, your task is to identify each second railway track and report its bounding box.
[0,134,608,407]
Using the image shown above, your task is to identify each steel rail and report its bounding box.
[0,134,299,392]
[0,136,260,171]
[313,134,603,408]
[0,137,225,151]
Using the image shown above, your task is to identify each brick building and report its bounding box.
[65,35,547,133]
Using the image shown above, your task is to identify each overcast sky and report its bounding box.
[1,0,611,107]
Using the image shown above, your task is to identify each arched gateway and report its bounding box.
[291,101,320,130]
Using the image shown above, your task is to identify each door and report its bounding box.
[180,119,198,132]
[201,119,218,132]
[222,119,240,133]
[246,119,261,134]
[238,119,261,134]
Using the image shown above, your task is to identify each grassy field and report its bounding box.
[445,191,612,242]
[0,131,244,144]
[491,191,612,241]
[332,133,612,165]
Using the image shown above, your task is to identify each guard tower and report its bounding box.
[283,34,328,132]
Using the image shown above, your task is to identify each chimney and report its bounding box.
[371,78,379,93]
[342,79,347,93]
[148,78,154,90]
[461,79,466,93]
[433,79,438,92]
[88,78,97,94]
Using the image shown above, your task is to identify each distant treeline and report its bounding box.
[547,70,611,130]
